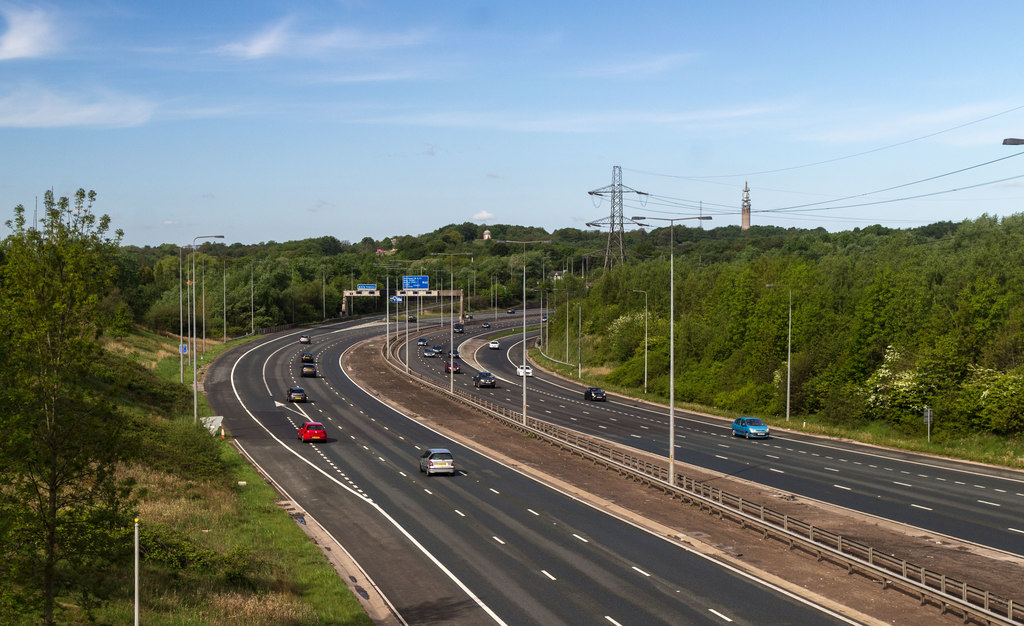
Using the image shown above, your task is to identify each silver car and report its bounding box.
[419,448,456,476]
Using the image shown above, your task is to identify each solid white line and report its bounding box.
[631,566,651,577]
[708,608,733,622]
[230,339,509,626]
[541,570,556,581]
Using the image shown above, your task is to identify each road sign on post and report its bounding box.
[390,295,403,303]
[923,406,933,442]
[403,275,429,290]
[356,283,377,291]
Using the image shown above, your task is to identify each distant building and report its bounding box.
[741,182,751,231]
[482,229,491,240]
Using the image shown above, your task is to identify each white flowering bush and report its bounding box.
[864,345,930,428]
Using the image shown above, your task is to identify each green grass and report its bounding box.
[81,327,371,625]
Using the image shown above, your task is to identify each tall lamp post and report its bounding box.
[631,216,710,486]
[765,284,792,422]
[191,234,224,425]
[497,239,550,425]
[630,289,648,394]
[431,252,472,393]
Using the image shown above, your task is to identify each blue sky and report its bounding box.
[1,1,1024,247]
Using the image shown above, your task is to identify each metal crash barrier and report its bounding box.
[377,335,1022,626]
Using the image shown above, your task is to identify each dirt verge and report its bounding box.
[347,338,1024,626]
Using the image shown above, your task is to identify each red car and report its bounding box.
[445,360,460,373]
[297,421,326,443]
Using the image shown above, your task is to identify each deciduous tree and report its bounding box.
[0,189,135,623]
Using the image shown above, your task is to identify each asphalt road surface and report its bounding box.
[206,319,857,625]
[407,316,1024,558]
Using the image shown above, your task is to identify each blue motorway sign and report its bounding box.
[356,283,377,290]
[402,275,429,290]
[390,295,403,303]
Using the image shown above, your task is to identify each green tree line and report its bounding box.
[116,213,1024,442]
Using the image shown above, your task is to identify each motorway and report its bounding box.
[406,313,1024,558]
[206,316,857,625]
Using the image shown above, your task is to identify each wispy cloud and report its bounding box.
[575,53,696,78]
[216,17,430,59]
[357,104,782,133]
[801,104,1012,144]
[472,210,494,221]
[0,86,155,127]
[0,5,59,60]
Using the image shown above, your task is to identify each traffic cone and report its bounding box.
[221,426,226,439]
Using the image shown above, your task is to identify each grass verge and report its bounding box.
[81,328,372,624]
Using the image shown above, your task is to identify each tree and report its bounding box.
[0,189,136,623]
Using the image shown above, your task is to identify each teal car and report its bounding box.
[732,417,770,439]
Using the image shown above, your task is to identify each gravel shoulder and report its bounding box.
[346,338,1024,626]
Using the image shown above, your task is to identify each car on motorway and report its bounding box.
[287,386,307,402]
[423,348,437,358]
[473,371,496,388]
[297,421,326,443]
[432,345,444,354]
[453,323,464,334]
[419,448,456,476]
[465,314,473,320]
[542,315,548,323]
[300,352,315,363]
[301,364,317,378]
[507,308,516,314]
[408,315,417,322]
[417,337,429,346]
[516,365,533,377]
[299,334,311,344]
[449,349,460,359]
[481,322,491,329]
[488,340,500,350]
[445,360,461,373]
[584,387,607,401]
[732,417,770,439]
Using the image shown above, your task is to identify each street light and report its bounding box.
[765,284,792,423]
[630,289,648,394]
[432,252,472,393]
[631,215,710,486]
[497,239,551,425]
[191,234,224,425]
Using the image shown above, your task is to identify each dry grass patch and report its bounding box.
[207,591,318,625]
[122,464,237,530]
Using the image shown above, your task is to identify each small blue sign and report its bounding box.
[390,295,403,303]
[403,275,429,290]
[357,283,377,290]
[180,344,188,354]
